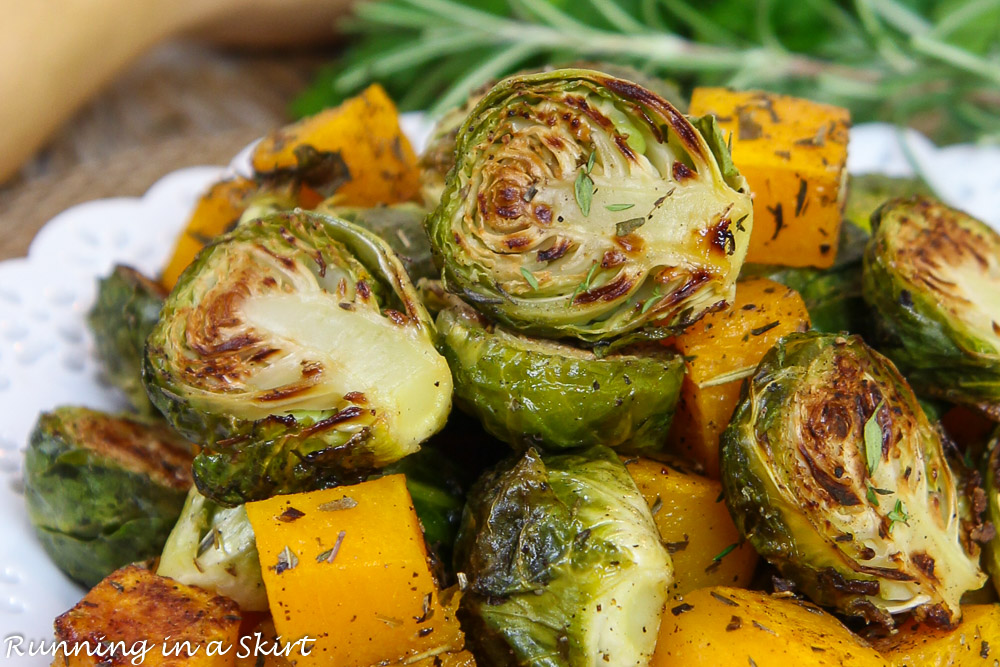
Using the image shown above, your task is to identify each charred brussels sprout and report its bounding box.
[145,210,453,505]
[985,431,1000,596]
[315,202,436,282]
[722,332,986,627]
[437,298,684,455]
[87,265,167,415]
[24,407,193,586]
[157,488,266,611]
[863,196,1000,419]
[455,446,672,667]
[427,68,752,343]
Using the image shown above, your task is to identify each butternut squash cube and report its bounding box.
[652,586,888,667]
[53,564,241,667]
[871,604,1000,666]
[666,277,810,477]
[245,476,464,667]
[689,88,851,268]
[624,458,757,599]
[251,83,420,208]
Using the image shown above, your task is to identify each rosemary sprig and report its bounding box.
[293,0,1000,144]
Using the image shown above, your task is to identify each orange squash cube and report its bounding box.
[245,476,464,667]
[689,88,850,268]
[666,277,810,477]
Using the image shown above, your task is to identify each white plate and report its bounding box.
[1,114,998,664]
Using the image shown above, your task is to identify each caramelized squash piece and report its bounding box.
[252,83,420,207]
[871,604,1000,666]
[624,457,756,599]
[652,586,888,667]
[245,476,464,667]
[666,277,810,477]
[53,564,241,667]
[689,88,850,269]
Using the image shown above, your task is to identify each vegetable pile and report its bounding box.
[25,68,1000,667]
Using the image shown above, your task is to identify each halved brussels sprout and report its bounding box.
[722,332,986,627]
[145,210,453,505]
[24,407,193,586]
[985,430,1000,596]
[87,265,167,415]
[455,446,672,666]
[157,487,267,611]
[426,68,752,343]
[315,202,436,282]
[863,196,1000,419]
[437,296,684,455]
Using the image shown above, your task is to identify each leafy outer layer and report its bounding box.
[985,430,1000,597]
[455,446,672,666]
[427,68,752,343]
[23,407,192,586]
[721,332,985,627]
[144,210,452,505]
[437,299,684,455]
[862,196,1000,418]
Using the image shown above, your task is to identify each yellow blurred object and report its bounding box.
[251,83,421,207]
[689,88,850,269]
[623,457,756,599]
[245,476,465,667]
[666,277,810,477]
[651,586,889,666]
[871,604,1000,666]
[52,564,241,667]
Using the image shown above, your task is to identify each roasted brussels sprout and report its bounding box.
[455,446,672,666]
[985,430,1000,596]
[145,210,453,505]
[157,487,266,611]
[844,174,931,235]
[87,265,167,415]
[437,296,684,455]
[315,202,435,282]
[863,196,1000,419]
[722,332,986,627]
[24,407,193,586]
[426,68,752,343]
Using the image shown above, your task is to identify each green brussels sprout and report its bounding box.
[844,174,931,235]
[721,332,986,627]
[157,487,267,611]
[315,202,436,282]
[863,196,1000,419]
[455,446,672,666]
[436,297,684,455]
[985,431,1000,597]
[23,406,193,586]
[87,265,167,415]
[144,210,453,505]
[426,68,752,343]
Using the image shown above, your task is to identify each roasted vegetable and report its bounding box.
[985,430,1000,596]
[252,83,421,207]
[651,587,889,667]
[455,446,672,667]
[426,68,752,343]
[437,296,684,455]
[689,88,851,269]
[667,277,810,477]
[721,332,986,626]
[870,602,1000,666]
[245,476,466,667]
[53,564,241,667]
[863,196,1000,419]
[145,211,453,505]
[87,265,167,414]
[844,174,931,235]
[623,457,757,599]
[315,202,435,282]
[157,488,267,611]
[24,407,192,586]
